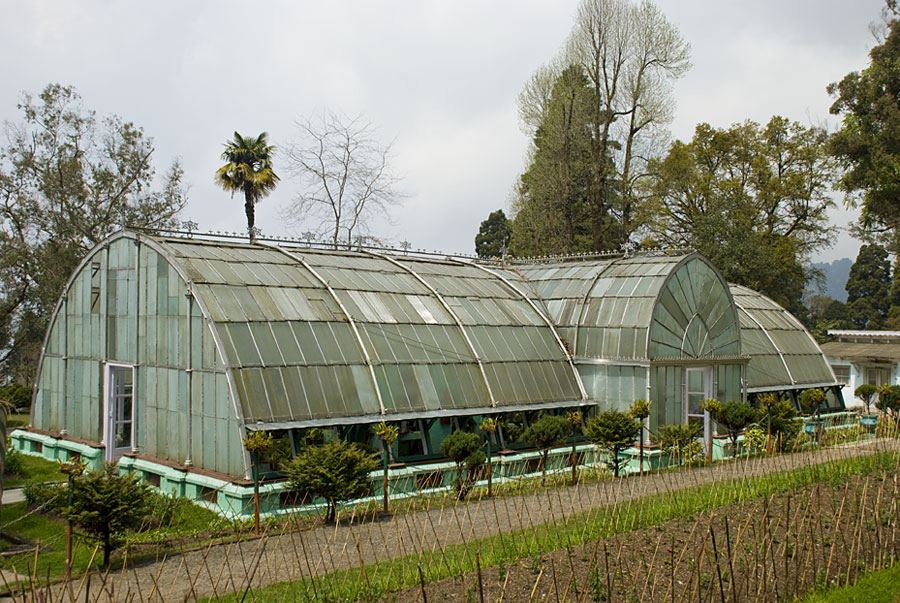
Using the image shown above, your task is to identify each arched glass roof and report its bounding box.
[512,254,741,361]
[730,284,837,391]
[156,236,585,427]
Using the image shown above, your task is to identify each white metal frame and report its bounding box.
[103,362,135,463]
[685,366,712,451]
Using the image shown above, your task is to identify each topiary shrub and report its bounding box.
[855,384,878,416]
[585,410,640,477]
[283,439,377,523]
[520,414,568,481]
[440,430,485,499]
[707,401,758,454]
[876,385,900,426]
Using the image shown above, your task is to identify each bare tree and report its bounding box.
[565,0,690,248]
[285,112,403,249]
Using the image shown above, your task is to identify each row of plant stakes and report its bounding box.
[3,389,900,602]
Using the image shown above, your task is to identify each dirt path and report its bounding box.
[41,438,900,602]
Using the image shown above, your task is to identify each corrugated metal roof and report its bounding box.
[819,341,900,364]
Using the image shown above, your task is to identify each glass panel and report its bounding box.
[249,323,284,365]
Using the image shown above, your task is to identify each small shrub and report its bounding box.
[64,463,153,567]
[855,384,878,415]
[520,414,568,479]
[706,401,758,453]
[4,446,24,476]
[283,439,377,522]
[585,410,640,477]
[653,422,703,464]
[876,385,900,425]
[440,430,485,499]
[23,481,65,511]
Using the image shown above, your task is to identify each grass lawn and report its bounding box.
[800,563,900,602]
[0,491,225,582]
[6,414,29,430]
[3,454,66,489]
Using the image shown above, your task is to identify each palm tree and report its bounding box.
[215,132,279,242]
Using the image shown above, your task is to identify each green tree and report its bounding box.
[520,414,568,481]
[829,17,900,236]
[585,410,640,477]
[845,244,891,329]
[855,383,879,416]
[705,400,758,453]
[0,84,186,384]
[215,131,279,243]
[440,430,485,499]
[63,463,151,567]
[644,117,837,314]
[877,384,900,426]
[374,421,398,513]
[284,439,377,523]
[512,65,596,256]
[474,210,512,258]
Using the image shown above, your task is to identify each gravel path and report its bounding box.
[42,437,900,602]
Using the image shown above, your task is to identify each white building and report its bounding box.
[820,330,900,410]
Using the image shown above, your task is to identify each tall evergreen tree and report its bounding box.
[846,244,891,329]
[215,132,279,242]
[474,210,511,258]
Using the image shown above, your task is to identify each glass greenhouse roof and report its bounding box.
[730,285,837,391]
[155,237,585,427]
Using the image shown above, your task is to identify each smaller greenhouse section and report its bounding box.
[730,285,842,410]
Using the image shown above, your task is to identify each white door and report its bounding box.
[104,365,134,462]
[685,367,712,452]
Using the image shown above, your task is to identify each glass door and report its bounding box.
[105,365,134,462]
[685,367,712,453]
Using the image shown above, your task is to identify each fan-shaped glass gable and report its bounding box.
[515,254,740,361]
[730,284,837,391]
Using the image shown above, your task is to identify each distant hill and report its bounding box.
[809,258,852,302]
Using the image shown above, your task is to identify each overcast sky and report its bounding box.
[1,0,886,262]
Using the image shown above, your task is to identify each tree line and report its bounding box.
[476,0,900,322]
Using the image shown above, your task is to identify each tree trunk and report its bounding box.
[103,530,111,568]
[245,195,256,242]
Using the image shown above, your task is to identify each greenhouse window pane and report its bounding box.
[271,322,304,364]
[291,322,326,364]
[223,323,261,366]
[249,323,284,366]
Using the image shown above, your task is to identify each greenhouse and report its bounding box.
[12,230,840,515]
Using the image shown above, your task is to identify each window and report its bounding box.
[832,365,850,385]
[865,367,891,388]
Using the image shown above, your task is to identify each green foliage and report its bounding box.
[653,422,703,463]
[629,399,651,421]
[585,410,640,477]
[374,421,399,446]
[799,388,827,417]
[440,430,485,499]
[63,463,152,567]
[511,65,598,256]
[23,480,65,511]
[215,131,279,241]
[644,117,837,315]
[0,384,32,411]
[757,397,803,451]
[474,210,511,258]
[845,244,891,329]
[855,384,879,415]
[521,414,569,478]
[707,401,759,452]
[876,385,900,423]
[829,18,900,236]
[0,83,186,383]
[283,439,377,523]
[243,430,273,453]
[3,446,24,477]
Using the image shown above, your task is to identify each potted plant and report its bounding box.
[855,384,879,432]
[799,388,826,443]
